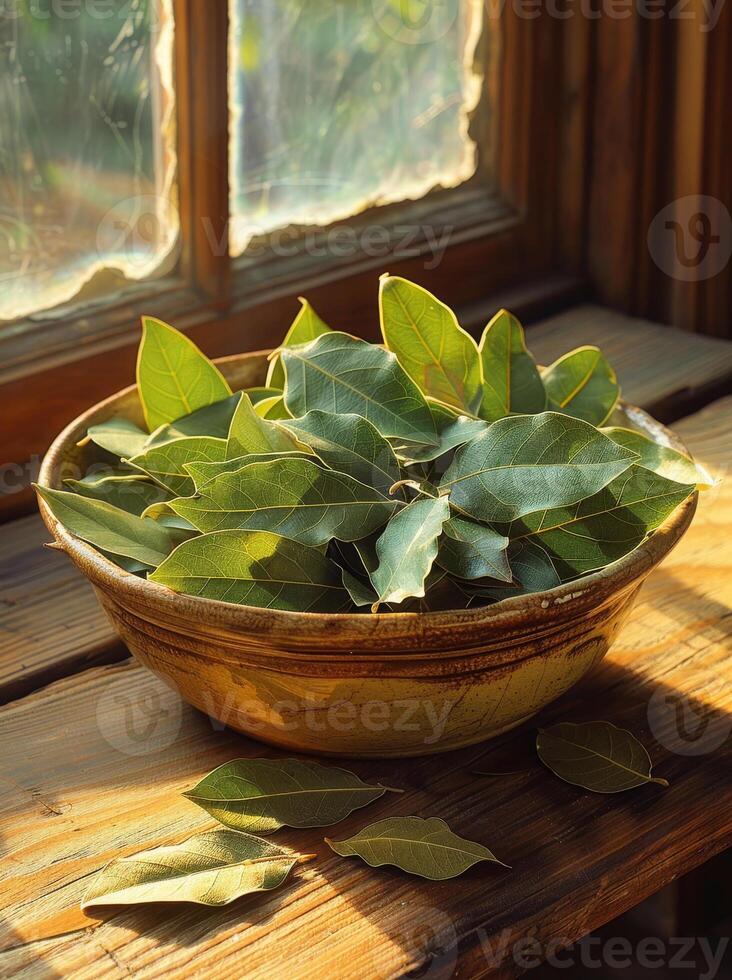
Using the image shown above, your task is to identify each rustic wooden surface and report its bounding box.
[1,395,730,978]
[0,517,125,704]
[3,308,732,707]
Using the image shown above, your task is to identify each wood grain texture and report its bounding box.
[1,397,730,978]
[0,517,126,704]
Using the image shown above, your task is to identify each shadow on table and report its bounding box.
[69,653,732,979]
[2,563,730,977]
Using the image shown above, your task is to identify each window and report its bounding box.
[228,0,485,256]
[0,0,572,521]
[0,0,177,322]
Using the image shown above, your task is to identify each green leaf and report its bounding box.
[379,275,481,413]
[184,758,395,833]
[171,457,397,547]
[437,517,511,582]
[149,529,349,611]
[128,436,227,497]
[536,721,669,793]
[370,495,450,610]
[328,540,378,607]
[282,411,403,498]
[282,332,438,446]
[326,816,506,879]
[266,297,332,389]
[391,402,488,464]
[542,346,619,426]
[227,392,300,459]
[34,485,186,567]
[340,566,378,608]
[80,417,149,458]
[478,309,546,421]
[466,539,561,601]
[98,551,153,575]
[64,474,170,517]
[254,394,290,420]
[439,412,638,523]
[136,316,232,431]
[184,452,314,492]
[509,465,695,577]
[81,829,301,909]
[246,386,282,406]
[145,393,242,446]
[602,426,713,488]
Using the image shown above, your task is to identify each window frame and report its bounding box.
[0,1,589,520]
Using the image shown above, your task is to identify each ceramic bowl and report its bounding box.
[37,352,697,757]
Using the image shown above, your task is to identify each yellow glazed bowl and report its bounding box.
[38,352,697,757]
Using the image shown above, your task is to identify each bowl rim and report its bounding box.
[37,354,698,639]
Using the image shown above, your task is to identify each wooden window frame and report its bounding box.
[0,2,590,520]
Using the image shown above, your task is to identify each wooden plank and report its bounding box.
[0,516,126,704]
[528,304,732,420]
[3,306,732,706]
[1,396,730,978]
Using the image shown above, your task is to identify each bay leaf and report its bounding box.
[98,550,153,574]
[509,465,695,577]
[80,417,149,458]
[128,436,227,497]
[282,411,403,498]
[34,485,186,567]
[437,516,512,582]
[185,758,395,833]
[81,829,302,909]
[184,451,314,492]
[254,394,290,420]
[328,540,377,607]
[478,309,546,421]
[246,386,282,405]
[149,529,350,611]
[369,495,450,610]
[379,275,482,413]
[267,297,332,389]
[64,474,170,517]
[282,332,438,446]
[542,346,619,426]
[602,426,713,489]
[136,316,232,431]
[171,457,397,547]
[326,816,506,879]
[439,412,638,523]
[466,539,562,601]
[391,402,488,465]
[145,392,242,446]
[340,566,377,608]
[227,392,299,459]
[536,721,668,793]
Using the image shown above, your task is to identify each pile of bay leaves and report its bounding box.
[36,275,708,613]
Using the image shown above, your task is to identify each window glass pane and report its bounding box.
[0,0,178,322]
[229,0,484,257]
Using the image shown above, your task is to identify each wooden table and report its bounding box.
[2,307,731,978]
